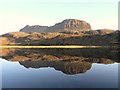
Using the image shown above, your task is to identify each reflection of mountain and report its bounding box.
[19,60,92,75]
[0,48,118,74]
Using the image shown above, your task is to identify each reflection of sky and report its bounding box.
[1,58,118,88]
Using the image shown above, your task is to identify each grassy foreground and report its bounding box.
[0,46,117,49]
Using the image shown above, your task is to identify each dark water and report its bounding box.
[0,48,119,88]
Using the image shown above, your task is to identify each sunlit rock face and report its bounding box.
[20,19,91,33]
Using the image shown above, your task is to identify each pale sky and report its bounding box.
[0,0,119,34]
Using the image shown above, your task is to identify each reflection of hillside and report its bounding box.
[1,48,118,62]
[0,48,118,74]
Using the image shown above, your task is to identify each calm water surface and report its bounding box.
[0,48,119,88]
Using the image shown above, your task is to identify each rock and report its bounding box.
[20,19,91,33]
[49,19,92,32]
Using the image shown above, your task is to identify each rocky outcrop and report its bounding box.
[49,19,91,32]
[20,19,91,33]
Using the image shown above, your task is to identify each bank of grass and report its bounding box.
[0,45,118,49]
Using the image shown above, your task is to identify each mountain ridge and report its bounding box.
[0,19,119,46]
[20,19,92,33]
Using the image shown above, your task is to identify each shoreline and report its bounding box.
[0,45,118,49]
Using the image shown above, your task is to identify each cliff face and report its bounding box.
[49,19,91,32]
[20,19,91,33]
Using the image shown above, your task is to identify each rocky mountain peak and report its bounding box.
[62,19,91,29]
[20,19,92,33]
[50,19,91,32]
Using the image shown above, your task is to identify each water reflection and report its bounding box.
[0,48,118,75]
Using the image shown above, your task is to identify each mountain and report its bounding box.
[20,19,91,33]
[0,19,119,46]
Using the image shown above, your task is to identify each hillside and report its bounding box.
[0,30,118,46]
